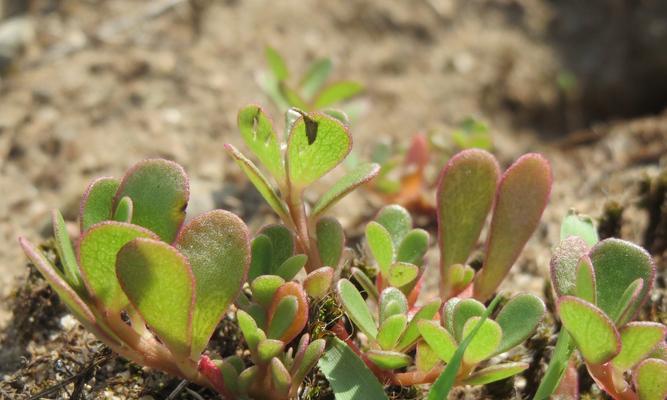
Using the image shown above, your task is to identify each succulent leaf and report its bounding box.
[379,287,408,323]
[249,234,273,281]
[436,149,499,273]
[303,267,334,299]
[367,350,411,370]
[291,338,326,394]
[452,299,486,341]
[377,314,408,350]
[175,210,250,357]
[397,299,441,351]
[267,295,298,340]
[300,59,333,99]
[461,362,529,385]
[366,221,394,275]
[265,47,288,81]
[271,357,292,395]
[267,282,309,343]
[560,210,599,246]
[418,320,457,363]
[115,159,188,243]
[260,225,295,272]
[387,262,419,289]
[258,339,285,362]
[52,210,82,292]
[312,163,380,217]
[558,296,620,364]
[550,236,591,297]
[376,205,413,247]
[237,105,285,180]
[79,177,119,231]
[337,279,378,339]
[462,317,502,365]
[286,112,351,188]
[589,239,654,326]
[314,81,364,108]
[116,238,195,358]
[252,275,286,308]
[494,293,545,354]
[316,217,344,268]
[575,255,597,304]
[612,278,644,325]
[474,153,551,301]
[275,254,308,281]
[396,229,429,266]
[634,358,667,400]
[350,267,379,302]
[237,309,265,351]
[416,341,441,372]
[113,196,133,223]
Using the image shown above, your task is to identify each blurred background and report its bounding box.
[1,0,667,377]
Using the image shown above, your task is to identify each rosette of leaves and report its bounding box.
[415,293,545,386]
[19,159,251,394]
[362,204,429,306]
[225,278,325,399]
[225,105,380,273]
[436,149,552,301]
[258,46,364,119]
[547,232,667,400]
[336,279,441,377]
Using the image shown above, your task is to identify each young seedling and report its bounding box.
[436,149,552,301]
[19,159,251,395]
[547,234,667,400]
[258,46,364,120]
[226,105,380,273]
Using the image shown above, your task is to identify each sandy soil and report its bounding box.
[1,0,666,398]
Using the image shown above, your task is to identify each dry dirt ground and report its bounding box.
[1,0,666,398]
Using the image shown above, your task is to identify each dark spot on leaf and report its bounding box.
[304,115,319,145]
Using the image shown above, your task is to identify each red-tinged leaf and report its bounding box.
[79,176,119,231]
[78,222,158,312]
[474,153,552,301]
[558,296,621,364]
[52,210,83,292]
[198,355,235,399]
[436,150,499,296]
[612,322,667,372]
[115,159,189,243]
[116,238,195,358]
[303,267,334,299]
[550,236,590,297]
[634,358,667,400]
[267,282,308,343]
[175,210,251,357]
[589,238,655,326]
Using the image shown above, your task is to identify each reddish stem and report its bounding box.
[587,362,638,400]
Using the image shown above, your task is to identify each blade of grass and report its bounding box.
[427,293,503,400]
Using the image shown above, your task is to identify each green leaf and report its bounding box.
[589,238,654,326]
[436,149,499,273]
[612,322,667,372]
[238,365,259,396]
[377,314,407,350]
[271,357,292,396]
[276,254,308,281]
[337,279,377,339]
[251,275,285,308]
[265,47,288,81]
[396,229,429,266]
[303,267,334,299]
[445,263,475,294]
[19,238,101,337]
[376,205,412,247]
[322,108,351,125]
[52,210,82,292]
[379,287,408,323]
[452,299,486,341]
[261,225,295,272]
[300,58,333,100]
[286,112,351,188]
[314,81,364,108]
[474,153,551,301]
[561,210,599,246]
[79,222,157,312]
[116,238,194,357]
[237,105,286,180]
[267,282,309,343]
[386,262,419,289]
[575,255,597,304]
[365,221,394,275]
[115,159,189,243]
[550,236,591,297]
[237,309,265,351]
[558,296,620,364]
[397,299,441,351]
[462,317,502,365]
[318,337,388,400]
[267,295,298,339]
[418,320,457,363]
[612,278,643,325]
[416,341,441,372]
[461,362,528,385]
[291,338,326,393]
[80,177,119,231]
[112,196,133,223]
[427,294,503,400]
[281,83,309,109]
[312,163,380,217]
[175,210,251,357]
[367,350,411,370]
[494,293,545,354]
[225,144,290,220]
[316,217,345,268]
[249,234,272,281]
[634,358,667,400]
[350,267,379,302]
[246,302,267,331]
[258,339,284,362]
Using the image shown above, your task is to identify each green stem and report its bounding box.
[534,330,575,400]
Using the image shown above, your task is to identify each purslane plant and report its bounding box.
[19,160,251,392]
[225,105,379,273]
[541,216,667,400]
